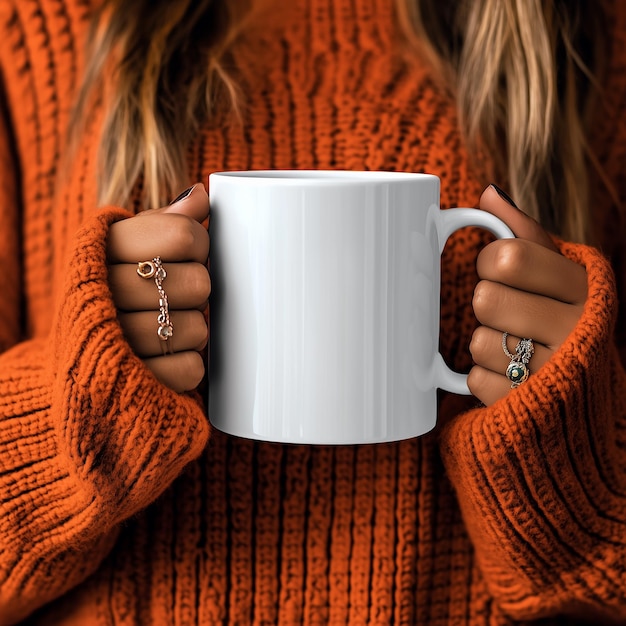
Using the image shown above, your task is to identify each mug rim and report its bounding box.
[210,170,439,185]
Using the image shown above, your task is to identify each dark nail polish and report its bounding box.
[170,184,196,205]
[490,183,519,209]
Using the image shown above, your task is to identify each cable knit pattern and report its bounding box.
[440,243,626,621]
[0,207,210,626]
[0,0,625,625]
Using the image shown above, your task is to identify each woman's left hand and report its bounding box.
[468,184,589,406]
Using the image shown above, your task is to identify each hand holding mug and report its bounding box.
[469,185,588,405]
[106,184,211,392]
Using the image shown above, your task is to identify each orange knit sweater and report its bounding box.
[1,0,626,625]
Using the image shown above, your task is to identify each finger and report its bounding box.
[473,280,583,347]
[107,213,210,264]
[467,365,515,406]
[119,310,208,357]
[142,182,210,223]
[477,238,588,304]
[479,184,559,252]
[470,326,550,376]
[143,351,206,393]
[109,262,211,311]
[107,183,210,264]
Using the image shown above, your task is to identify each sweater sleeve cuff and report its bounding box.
[439,242,626,620]
[50,206,210,520]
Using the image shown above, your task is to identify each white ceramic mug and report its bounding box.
[208,171,513,444]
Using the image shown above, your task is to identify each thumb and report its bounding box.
[154,183,210,223]
[479,184,559,252]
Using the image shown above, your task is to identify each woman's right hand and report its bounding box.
[106,183,211,392]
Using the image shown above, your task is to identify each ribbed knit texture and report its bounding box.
[0,0,625,625]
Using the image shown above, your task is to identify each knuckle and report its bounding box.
[185,264,212,300]
[472,280,493,315]
[181,351,206,389]
[469,327,490,362]
[189,310,209,346]
[166,214,201,251]
[492,240,527,277]
[467,365,488,395]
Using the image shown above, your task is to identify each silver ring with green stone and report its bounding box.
[502,333,534,388]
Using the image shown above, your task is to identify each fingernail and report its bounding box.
[170,184,196,205]
[490,183,519,209]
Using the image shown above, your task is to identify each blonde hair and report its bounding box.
[396,0,609,243]
[70,0,249,210]
[74,0,608,242]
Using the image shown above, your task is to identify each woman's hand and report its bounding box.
[106,183,211,393]
[468,185,589,406]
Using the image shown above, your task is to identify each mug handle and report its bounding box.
[434,208,515,395]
